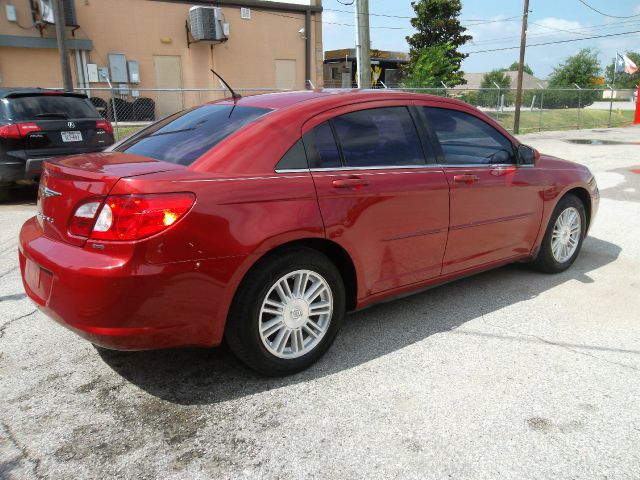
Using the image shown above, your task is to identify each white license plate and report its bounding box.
[61,131,82,142]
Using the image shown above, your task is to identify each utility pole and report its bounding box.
[354,0,371,89]
[513,0,530,134]
[52,0,73,91]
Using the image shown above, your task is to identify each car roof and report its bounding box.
[213,89,469,111]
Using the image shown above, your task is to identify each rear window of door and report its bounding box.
[423,107,515,165]
[332,107,425,168]
[6,95,99,121]
[114,104,271,165]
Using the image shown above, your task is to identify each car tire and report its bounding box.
[225,247,346,376]
[530,194,586,273]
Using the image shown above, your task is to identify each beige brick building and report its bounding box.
[0,0,323,115]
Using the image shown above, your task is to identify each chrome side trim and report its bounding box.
[274,163,533,173]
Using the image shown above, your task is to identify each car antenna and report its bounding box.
[210,69,241,101]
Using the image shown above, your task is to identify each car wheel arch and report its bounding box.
[563,187,592,231]
[236,238,359,313]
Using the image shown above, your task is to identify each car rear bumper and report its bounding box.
[19,217,246,350]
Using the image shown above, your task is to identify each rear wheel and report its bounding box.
[225,248,345,376]
[531,194,586,273]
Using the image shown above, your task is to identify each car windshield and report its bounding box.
[114,104,271,165]
[6,95,99,121]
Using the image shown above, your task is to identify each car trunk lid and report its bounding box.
[37,152,185,246]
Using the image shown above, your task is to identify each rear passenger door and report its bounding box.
[419,105,544,274]
[304,103,450,297]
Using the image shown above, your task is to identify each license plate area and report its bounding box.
[61,131,83,142]
[24,258,53,304]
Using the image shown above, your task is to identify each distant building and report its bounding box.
[458,71,548,89]
[323,48,409,88]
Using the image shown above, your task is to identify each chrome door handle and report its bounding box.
[332,178,370,188]
[453,174,480,184]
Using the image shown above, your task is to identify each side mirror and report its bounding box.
[517,144,539,165]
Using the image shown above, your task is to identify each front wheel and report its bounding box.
[225,248,345,376]
[531,194,586,273]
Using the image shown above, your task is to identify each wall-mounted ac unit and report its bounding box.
[38,0,77,26]
[189,6,228,42]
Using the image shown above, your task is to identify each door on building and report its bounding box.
[275,59,297,90]
[153,55,183,117]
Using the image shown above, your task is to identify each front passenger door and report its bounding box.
[421,106,544,275]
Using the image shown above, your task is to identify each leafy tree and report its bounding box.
[405,0,472,86]
[477,70,512,107]
[505,61,533,75]
[604,51,640,89]
[548,48,601,87]
[402,43,466,88]
[546,48,602,107]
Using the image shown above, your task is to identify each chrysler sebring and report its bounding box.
[19,90,599,375]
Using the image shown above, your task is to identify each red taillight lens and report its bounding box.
[95,120,113,135]
[0,123,41,139]
[0,124,21,138]
[18,123,41,135]
[69,193,195,241]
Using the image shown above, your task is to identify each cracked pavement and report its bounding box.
[1,127,639,479]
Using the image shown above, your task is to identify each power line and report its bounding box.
[470,18,640,46]
[576,0,640,19]
[324,7,522,25]
[466,28,640,54]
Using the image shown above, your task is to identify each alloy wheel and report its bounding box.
[551,206,581,263]
[259,269,333,359]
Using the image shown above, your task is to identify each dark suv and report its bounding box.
[0,88,115,199]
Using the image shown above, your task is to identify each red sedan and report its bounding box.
[19,90,599,375]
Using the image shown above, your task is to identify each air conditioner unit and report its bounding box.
[189,6,228,42]
[38,0,77,26]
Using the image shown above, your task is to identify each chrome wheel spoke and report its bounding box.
[259,269,333,359]
[551,206,581,263]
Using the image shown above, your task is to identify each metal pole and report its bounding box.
[513,0,530,134]
[52,0,73,91]
[608,57,617,128]
[575,84,582,129]
[305,10,311,90]
[354,0,371,88]
[538,90,544,131]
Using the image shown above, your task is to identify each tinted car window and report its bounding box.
[6,95,99,121]
[423,107,515,165]
[115,105,271,165]
[332,107,424,168]
[275,139,308,170]
[303,121,342,169]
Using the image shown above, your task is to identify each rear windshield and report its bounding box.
[6,95,99,121]
[114,105,272,165]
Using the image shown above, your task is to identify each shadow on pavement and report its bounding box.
[98,235,621,405]
[0,184,38,206]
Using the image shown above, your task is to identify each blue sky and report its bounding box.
[321,0,640,79]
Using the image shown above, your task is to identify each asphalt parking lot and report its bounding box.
[1,126,639,479]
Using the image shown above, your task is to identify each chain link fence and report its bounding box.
[386,85,637,134]
[56,87,288,140]
[56,85,637,140]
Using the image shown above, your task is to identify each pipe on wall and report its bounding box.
[305,10,311,89]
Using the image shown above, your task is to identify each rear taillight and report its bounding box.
[0,122,41,139]
[69,193,195,241]
[95,120,113,135]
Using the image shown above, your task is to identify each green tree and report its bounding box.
[546,48,602,107]
[477,70,512,107]
[604,52,640,89]
[402,43,466,88]
[405,0,472,86]
[505,61,533,75]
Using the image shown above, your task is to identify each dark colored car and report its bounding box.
[0,88,114,199]
[19,90,599,376]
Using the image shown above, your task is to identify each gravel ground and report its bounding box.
[1,126,639,480]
